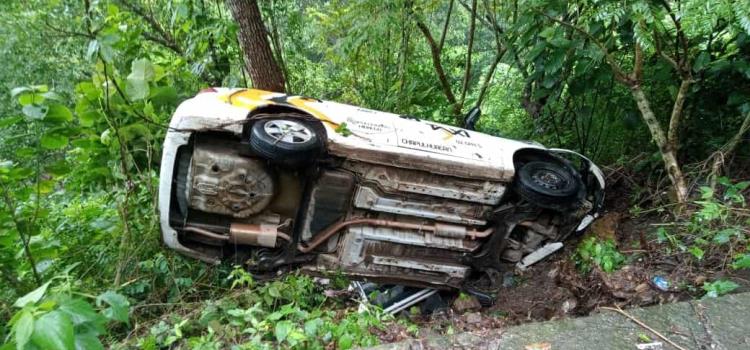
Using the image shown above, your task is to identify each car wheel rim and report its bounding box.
[264,120,314,144]
[531,168,567,191]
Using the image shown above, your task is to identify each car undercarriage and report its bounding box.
[160,89,605,303]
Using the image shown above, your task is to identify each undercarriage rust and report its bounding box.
[184,224,290,248]
[297,218,493,253]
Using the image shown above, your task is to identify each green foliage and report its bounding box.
[334,122,352,137]
[5,276,128,350]
[126,274,392,349]
[653,178,749,270]
[574,237,626,273]
[227,265,255,289]
[702,279,740,298]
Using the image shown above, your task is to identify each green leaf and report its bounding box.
[0,116,23,129]
[14,281,51,307]
[14,310,34,349]
[268,285,281,298]
[338,333,354,350]
[304,318,322,336]
[59,299,99,326]
[689,246,705,260]
[75,82,100,100]
[30,310,75,350]
[71,137,102,150]
[126,58,155,100]
[40,134,69,150]
[22,105,47,120]
[732,254,750,270]
[713,228,738,244]
[78,110,101,127]
[126,81,149,101]
[693,51,711,72]
[149,86,178,107]
[18,93,45,106]
[335,122,352,137]
[96,291,130,324]
[45,104,73,123]
[74,332,104,350]
[46,160,71,176]
[120,123,152,141]
[275,321,292,342]
[98,34,119,63]
[703,280,739,298]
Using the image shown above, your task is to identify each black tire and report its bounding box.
[249,118,322,167]
[174,147,192,218]
[513,159,583,209]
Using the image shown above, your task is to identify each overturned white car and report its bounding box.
[159,88,604,302]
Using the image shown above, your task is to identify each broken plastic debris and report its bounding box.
[636,341,664,350]
[651,276,669,291]
[516,242,564,270]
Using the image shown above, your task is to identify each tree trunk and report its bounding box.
[414,18,459,115]
[226,0,286,92]
[630,86,688,203]
[667,79,692,150]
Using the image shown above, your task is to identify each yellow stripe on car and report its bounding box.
[223,89,340,128]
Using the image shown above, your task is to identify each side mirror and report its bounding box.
[463,107,481,130]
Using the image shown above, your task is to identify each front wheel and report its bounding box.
[513,159,584,210]
[249,118,323,167]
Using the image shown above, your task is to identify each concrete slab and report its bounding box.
[368,292,750,349]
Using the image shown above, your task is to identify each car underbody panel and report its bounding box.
[159,89,606,297]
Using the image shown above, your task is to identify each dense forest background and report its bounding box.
[1,0,749,349]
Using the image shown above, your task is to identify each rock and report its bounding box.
[465,312,482,325]
[453,294,481,312]
[560,297,578,314]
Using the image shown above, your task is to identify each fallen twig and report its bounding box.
[599,305,688,350]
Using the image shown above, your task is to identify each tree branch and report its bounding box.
[475,50,503,107]
[0,182,41,286]
[658,0,689,69]
[43,18,93,39]
[709,111,750,189]
[459,0,478,113]
[632,43,643,82]
[438,0,454,52]
[116,0,182,54]
[652,28,681,72]
[412,12,459,112]
[667,78,691,149]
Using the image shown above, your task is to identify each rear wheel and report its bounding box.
[514,159,583,210]
[249,118,322,167]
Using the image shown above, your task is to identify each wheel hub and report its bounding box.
[264,119,314,144]
[531,169,567,190]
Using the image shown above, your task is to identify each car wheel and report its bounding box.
[513,159,583,209]
[249,118,322,167]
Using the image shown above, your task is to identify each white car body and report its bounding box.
[159,88,604,293]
